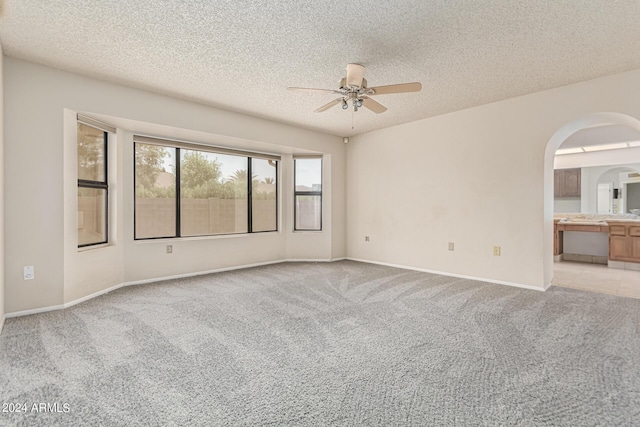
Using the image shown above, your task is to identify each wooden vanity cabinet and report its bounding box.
[553,221,563,256]
[608,223,640,262]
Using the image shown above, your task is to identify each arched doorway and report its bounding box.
[544,112,640,288]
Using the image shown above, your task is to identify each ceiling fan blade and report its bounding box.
[314,98,343,113]
[288,87,342,94]
[361,96,387,114]
[346,63,365,88]
[367,82,422,95]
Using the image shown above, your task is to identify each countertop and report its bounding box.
[555,213,640,224]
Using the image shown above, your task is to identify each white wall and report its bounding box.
[554,198,580,213]
[62,110,126,303]
[4,57,346,314]
[347,68,640,289]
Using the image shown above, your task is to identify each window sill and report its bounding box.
[77,242,110,252]
[133,230,281,244]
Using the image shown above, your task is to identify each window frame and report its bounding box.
[133,137,279,240]
[77,123,109,248]
[293,157,323,232]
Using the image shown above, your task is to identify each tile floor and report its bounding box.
[552,261,640,299]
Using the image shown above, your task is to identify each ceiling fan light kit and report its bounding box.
[288,64,422,114]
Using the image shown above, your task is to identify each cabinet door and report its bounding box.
[631,238,640,259]
[563,169,581,197]
[554,170,562,198]
[609,236,629,260]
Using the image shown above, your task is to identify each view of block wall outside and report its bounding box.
[77,122,108,246]
[135,144,176,239]
[78,191,106,244]
[294,158,322,231]
[251,158,277,232]
[135,143,277,239]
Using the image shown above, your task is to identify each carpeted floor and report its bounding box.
[1,260,639,426]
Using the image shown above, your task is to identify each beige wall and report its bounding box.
[347,68,640,289]
[8,52,640,315]
[0,44,4,331]
[5,57,346,314]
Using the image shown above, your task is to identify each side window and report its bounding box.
[77,122,108,247]
[294,157,322,231]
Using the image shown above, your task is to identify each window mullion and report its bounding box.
[78,180,108,189]
[248,157,253,233]
[176,147,181,238]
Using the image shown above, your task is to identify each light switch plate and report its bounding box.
[23,266,35,280]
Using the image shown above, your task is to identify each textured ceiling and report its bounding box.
[2,1,640,137]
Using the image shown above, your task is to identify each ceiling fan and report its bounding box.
[288,63,422,114]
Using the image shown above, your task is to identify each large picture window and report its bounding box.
[77,121,109,247]
[294,157,322,231]
[134,137,278,239]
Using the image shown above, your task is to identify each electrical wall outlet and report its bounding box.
[166,245,173,254]
[365,236,370,242]
[493,246,501,256]
[448,242,454,251]
[23,266,35,280]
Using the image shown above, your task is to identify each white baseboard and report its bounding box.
[0,314,5,334]
[5,256,536,321]
[121,259,288,287]
[5,304,66,319]
[4,258,339,320]
[347,258,546,292]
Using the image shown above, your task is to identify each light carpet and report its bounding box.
[1,261,639,426]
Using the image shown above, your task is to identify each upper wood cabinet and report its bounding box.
[554,168,581,198]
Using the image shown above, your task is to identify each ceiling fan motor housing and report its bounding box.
[340,77,367,91]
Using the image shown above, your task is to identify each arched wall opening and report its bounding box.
[543,112,640,287]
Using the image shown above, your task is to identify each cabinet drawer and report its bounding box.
[564,224,601,232]
[629,226,640,237]
[610,225,627,236]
